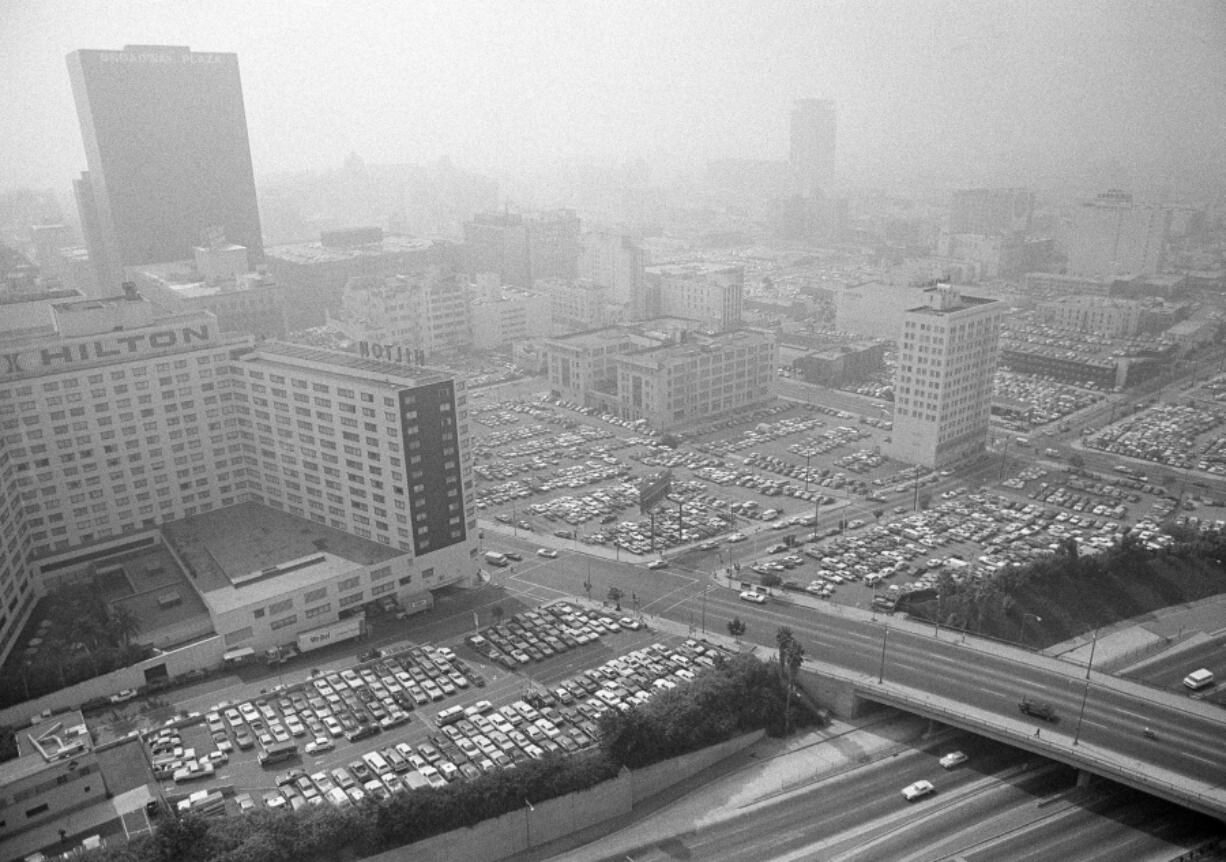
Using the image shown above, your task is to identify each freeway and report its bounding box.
[493,541,1226,818]
[1121,635,1226,709]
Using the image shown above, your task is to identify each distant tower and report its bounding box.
[67,45,265,290]
[790,98,837,198]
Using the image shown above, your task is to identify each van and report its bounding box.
[484,551,509,567]
[1183,668,1214,690]
[362,751,391,777]
[258,741,299,767]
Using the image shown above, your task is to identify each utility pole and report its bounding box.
[1073,627,1099,746]
[877,626,889,684]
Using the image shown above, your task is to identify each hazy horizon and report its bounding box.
[4,0,1226,203]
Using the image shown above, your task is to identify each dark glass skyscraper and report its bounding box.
[67,45,264,289]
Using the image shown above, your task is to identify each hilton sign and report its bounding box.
[2,324,213,379]
[358,341,426,366]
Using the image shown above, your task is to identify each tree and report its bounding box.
[607,587,624,611]
[918,493,932,510]
[872,508,884,523]
[782,639,805,734]
[775,627,794,679]
[1068,453,1085,469]
[727,617,746,640]
[491,605,504,626]
[107,604,142,650]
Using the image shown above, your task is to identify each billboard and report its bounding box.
[638,470,673,514]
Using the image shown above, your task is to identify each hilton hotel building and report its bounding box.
[0,288,476,665]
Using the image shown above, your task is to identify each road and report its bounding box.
[489,541,1226,818]
[1122,634,1226,707]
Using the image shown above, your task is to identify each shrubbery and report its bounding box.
[901,527,1226,646]
[84,653,799,862]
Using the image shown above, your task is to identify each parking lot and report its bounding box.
[145,600,729,817]
[1086,380,1226,475]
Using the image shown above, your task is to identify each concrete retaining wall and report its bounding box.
[632,728,764,801]
[365,729,764,862]
[0,635,224,728]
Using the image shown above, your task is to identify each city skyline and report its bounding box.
[1,1,1224,201]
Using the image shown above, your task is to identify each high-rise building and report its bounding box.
[0,289,477,667]
[67,45,265,286]
[949,188,1034,235]
[789,98,836,198]
[525,210,581,282]
[1061,190,1169,278]
[463,212,530,287]
[888,285,1003,469]
[578,231,643,305]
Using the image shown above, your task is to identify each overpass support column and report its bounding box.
[1076,769,1093,788]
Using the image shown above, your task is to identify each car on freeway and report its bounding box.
[646,559,668,570]
[109,689,138,704]
[697,540,720,551]
[618,617,643,630]
[504,552,524,562]
[1018,699,1057,721]
[938,751,967,769]
[304,737,334,755]
[536,548,558,558]
[738,590,767,604]
[727,533,747,543]
[901,780,935,801]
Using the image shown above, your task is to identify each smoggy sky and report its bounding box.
[3,0,1225,197]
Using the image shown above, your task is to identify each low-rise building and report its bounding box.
[469,275,551,349]
[1037,295,1142,337]
[0,710,105,842]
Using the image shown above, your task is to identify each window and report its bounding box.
[269,598,293,615]
[371,565,393,581]
[304,587,327,603]
[270,615,299,630]
[339,575,361,590]
[338,592,364,607]
[224,627,253,645]
[371,582,395,597]
[305,603,332,618]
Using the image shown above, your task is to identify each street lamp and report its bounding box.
[1073,626,1099,746]
[804,453,811,495]
[523,797,535,849]
[1018,613,1042,647]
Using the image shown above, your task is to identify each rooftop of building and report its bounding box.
[265,235,446,266]
[0,710,92,784]
[544,317,696,350]
[907,286,1000,316]
[624,327,773,361]
[645,261,743,277]
[162,502,401,610]
[132,261,279,299]
[239,340,455,387]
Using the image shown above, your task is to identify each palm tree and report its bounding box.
[607,587,624,612]
[107,605,142,651]
[727,617,746,641]
[775,627,794,680]
[491,605,505,626]
[782,639,805,734]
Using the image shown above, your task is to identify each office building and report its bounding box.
[1038,295,1142,337]
[264,231,460,330]
[542,322,775,430]
[469,274,551,349]
[463,210,581,287]
[67,45,264,287]
[889,286,1003,469]
[327,268,471,359]
[1061,190,1169,278]
[578,231,643,305]
[129,244,288,339]
[790,98,837,197]
[949,188,1034,235]
[0,710,106,842]
[641,263,743,332]
[535,278,619,332]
